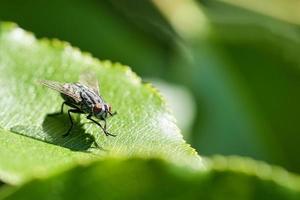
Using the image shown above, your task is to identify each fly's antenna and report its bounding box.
[109,111,117,116]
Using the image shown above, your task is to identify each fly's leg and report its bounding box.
[102,119,116,137]
[104,119,107,130]
[49,102,67,116]
[63,109,84,137]
[60,102,66,114]
[86,115,116,137]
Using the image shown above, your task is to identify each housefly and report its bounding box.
[39,74,117,137]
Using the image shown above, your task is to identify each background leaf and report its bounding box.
[196,0,300,173]
[1,157,300,200]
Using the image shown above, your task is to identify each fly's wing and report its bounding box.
[39,80,82,103]
[79,72,100,96]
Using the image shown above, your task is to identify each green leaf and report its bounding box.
[215,0,300,25]
[0,22,202,185]
[1,156,300,200]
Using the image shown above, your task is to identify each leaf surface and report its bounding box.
[0,23,201,184]
[1,156,300,200]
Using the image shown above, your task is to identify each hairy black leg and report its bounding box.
[103,119,107,130]
[60,102,67,114]
[48,102,67,116]
[63,109,84,137]
[87,115,116,137]
[49,101,78,116]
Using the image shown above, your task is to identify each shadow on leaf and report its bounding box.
[10,113,100,152]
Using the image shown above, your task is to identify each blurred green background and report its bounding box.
[1,0,300,174]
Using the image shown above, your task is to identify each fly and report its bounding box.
[39,75,117,137]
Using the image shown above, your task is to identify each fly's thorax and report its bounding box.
[76,83,103,113]
[58,82,112,117]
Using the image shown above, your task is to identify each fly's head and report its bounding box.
[93,103,116,120]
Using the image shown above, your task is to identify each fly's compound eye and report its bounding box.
[93,103,102,114]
